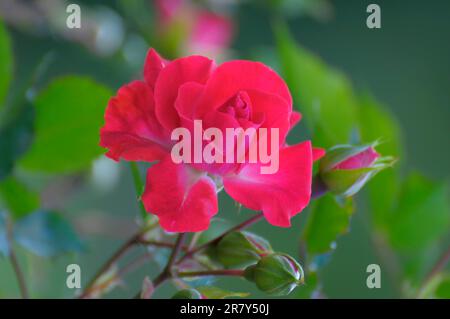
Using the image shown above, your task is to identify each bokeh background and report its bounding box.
[0,0,449,299]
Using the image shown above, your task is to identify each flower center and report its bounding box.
[218,91,251,121]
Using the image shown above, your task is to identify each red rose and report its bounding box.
[100,49,323,232]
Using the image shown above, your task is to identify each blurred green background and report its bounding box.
[0,0,449,299]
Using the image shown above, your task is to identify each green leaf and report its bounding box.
[435,275,450,299]
[0,176,39,219]
[303,194,354,255]
[19,76,112,173]
[197,286,250,299]
[13,210,84,257]
[274,23,357,148]
[0,211,10,256]
[0,20,12,108]
[388,173,450,252]
[0,102,34,181]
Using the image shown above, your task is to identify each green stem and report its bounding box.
[134,233,187,298]
[166,233,187,271]
[131,174,328,298]
[133,214,263,298]
[135,214,263,297]
[134,267,244,298]
[417,245,450,298]
[79,228,168,298]
[79,233,140,298]
[129,162,147,220]
[9,248,29,299]
[425,245,450,283]
[5,215,29,299]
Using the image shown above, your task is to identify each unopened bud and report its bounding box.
[213,231,272,268]
[244,253,304,296]
[171,289,202,299]
[319,142,395,197]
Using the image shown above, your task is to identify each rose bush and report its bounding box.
[100,48,324,232]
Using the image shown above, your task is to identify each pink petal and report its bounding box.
[223,141,313,227]
[142,157,218,232]
[173,82,239,175]
[143,49,170,90]
[100,81,169,162]
[175,81,205,122]
[335,147,379,170]
[154,55,214,131]
[245,89,290,145]
[197,60,292,116]
[289,111,302,129]
[312,147,326,162]
[194,109,246,175]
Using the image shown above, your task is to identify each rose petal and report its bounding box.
[312,147,326,161]
[223,141,313,227]
[335,146,379,170]
[154,55,214,131]
[175,81,205,122]
[289,111,302,129]
[194,109,247,175]
[100,80,169,162]
[245,89,290,145]
[143,49,170,89]
[142,157,218,232]
[197,60,292,116]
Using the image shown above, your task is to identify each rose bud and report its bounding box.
[318,143,395,197]
[171,289,202,299]
[212,231,273,268]
[244,253,304,296]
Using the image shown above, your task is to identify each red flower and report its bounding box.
[100,49,323,232]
